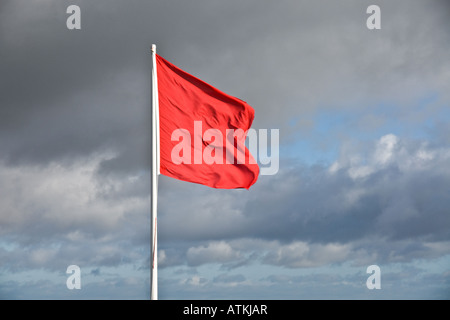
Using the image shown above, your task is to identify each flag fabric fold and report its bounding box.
[156,54,259,189]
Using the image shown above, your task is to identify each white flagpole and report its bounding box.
[151,44,160,300]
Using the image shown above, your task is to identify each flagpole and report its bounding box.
[151,44,159,300]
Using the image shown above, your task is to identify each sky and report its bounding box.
[0,0,450,300]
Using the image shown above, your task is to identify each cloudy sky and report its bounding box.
[1,0,450,299]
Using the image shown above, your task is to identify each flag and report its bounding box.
[156,54,259,189]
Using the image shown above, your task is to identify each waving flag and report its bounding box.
[156,54,259,189]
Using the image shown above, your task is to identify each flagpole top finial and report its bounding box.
[151,44,156,53]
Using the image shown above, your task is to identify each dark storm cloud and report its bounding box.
[0,0,154,166]
[2,0,449,167]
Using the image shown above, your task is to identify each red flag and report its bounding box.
[156,54,259,189]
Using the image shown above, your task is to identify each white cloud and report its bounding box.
[263,241,352,268]
[330,133,450,181]
[0,151,148,238]
[347,166,374,180]
[181,275,207,287]
[374,134,399,165]
[186,241,240,266]
[30,248,57,266]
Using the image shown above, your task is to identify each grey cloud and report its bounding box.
[161,140,450,244]
[1,131,447,275]
[158,134,450,268]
